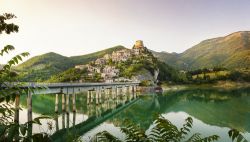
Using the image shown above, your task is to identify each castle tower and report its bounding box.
[132,40,146,55]
[134,40,144,48]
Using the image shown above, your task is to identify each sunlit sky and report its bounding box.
[0,0,250,64]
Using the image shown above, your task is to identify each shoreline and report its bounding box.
[161,81,250,91]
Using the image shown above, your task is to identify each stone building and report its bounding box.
[104,54,111,60]
[111,49,131,62]
[78,64,101,73]
[95,58,106,65]
[75,65,87,70]
[101,65,119,80]
[132,40,146,55]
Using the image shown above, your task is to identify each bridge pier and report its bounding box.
[27,90,32,122]
[87,102,90,116]
[126,86,130,94]
[73,111,76,127]
[72,92,76,112]
[111,87,115,99]
[66,89,70,129]
[116,87,119,99]
[66,112,69,129]
[91,90,94,103]
[129,91,133,100]
[120,86,123,95]
[107,87,111,97]
[107,88,109,99]
[125,85,128,95]
[122,86,126,96]
[62,94,65,112]
[87,90,90,105]
[115,86,118,99]
[119,86,122,97]
[14,94,20,123]
[60,88,66,129]
[119,86,122,96]
[132,85,135,93]
[116,86,119,97]
[98,88,101,104]
[130,85,132,92]
[55,94,59,113]
[27,90,32,140]
[95,88,99,105]
[55,115,59,131]
[66,94,70,114]
[98,87,102,104]
[103,88,106,100]
[96,104,100,118]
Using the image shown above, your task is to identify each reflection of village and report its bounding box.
[75,40,147,82]
[52,86,139,134]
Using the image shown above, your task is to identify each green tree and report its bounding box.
[0,13,51,141]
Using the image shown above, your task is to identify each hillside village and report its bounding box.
[74,40,155,82]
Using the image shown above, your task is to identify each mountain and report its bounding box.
[15,52,73,81]
[16,52,72,71]
[153,31,250,70]
[16,46,126,81]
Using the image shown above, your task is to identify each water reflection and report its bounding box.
[19,87,250,141]
[104,87,250,141]
[19,89,139,140]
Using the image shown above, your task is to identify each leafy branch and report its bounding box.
[228,129,248,142]
[92,116,220,142]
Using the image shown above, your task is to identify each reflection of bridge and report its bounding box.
[51,93,139,142]
[12,82,140,138]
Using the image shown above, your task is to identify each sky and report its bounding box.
[0,0,250,64]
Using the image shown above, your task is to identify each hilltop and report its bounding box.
[153,31,250,70]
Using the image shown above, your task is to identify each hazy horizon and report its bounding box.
[1,0,250,64]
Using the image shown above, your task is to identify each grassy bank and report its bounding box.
[161,81,250,91]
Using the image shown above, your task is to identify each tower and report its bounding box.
[134,40,144,48]
[133,40,145,55]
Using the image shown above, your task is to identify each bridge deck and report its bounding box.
[3,82,140,89]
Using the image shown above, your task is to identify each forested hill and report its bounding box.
[15,46,126,81]
[153,31,250,70]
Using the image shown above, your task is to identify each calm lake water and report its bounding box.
[19,87,250,142]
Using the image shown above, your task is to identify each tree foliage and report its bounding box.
[48,68,86,82]
[185,67,250,84]
[92,116,220,142]
[0,13,52,141]
[228,129,248,142]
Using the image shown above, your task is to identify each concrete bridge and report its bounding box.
[10,82,140,94]
[12,82,140,138]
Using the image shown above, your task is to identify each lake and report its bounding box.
[18,87,250,142]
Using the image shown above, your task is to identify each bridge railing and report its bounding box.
[1,81,140,88]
